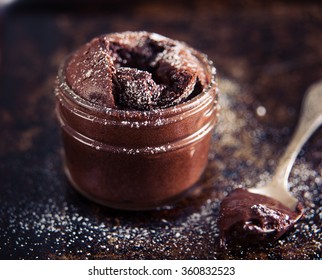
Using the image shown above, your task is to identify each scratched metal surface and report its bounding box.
[0,0,321,259]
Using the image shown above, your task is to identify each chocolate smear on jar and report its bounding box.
[218,188,303,246]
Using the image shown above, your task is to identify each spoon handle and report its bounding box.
[275,80,322,188]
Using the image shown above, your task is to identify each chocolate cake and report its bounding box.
[65,31,207,110]
[55,31,218,210]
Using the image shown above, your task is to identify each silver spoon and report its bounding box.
[249,80,322,210]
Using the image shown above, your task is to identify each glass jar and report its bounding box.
[55,50,219,210]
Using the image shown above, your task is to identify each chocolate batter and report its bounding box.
[218,188,303,245]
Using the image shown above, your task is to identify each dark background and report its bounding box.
[0,0,321,259]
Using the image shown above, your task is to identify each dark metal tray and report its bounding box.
[0,0,321,259]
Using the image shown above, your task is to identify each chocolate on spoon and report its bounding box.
[218,80,322,245]
[218,188,303,245]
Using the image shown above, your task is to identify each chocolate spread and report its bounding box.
[65,31,207,110]
[218,188,303,245]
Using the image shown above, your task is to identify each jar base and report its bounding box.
[63,161,205,211]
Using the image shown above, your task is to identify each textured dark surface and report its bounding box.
[0,0,321,259]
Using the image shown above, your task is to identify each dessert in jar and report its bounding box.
[55,31,219,210]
